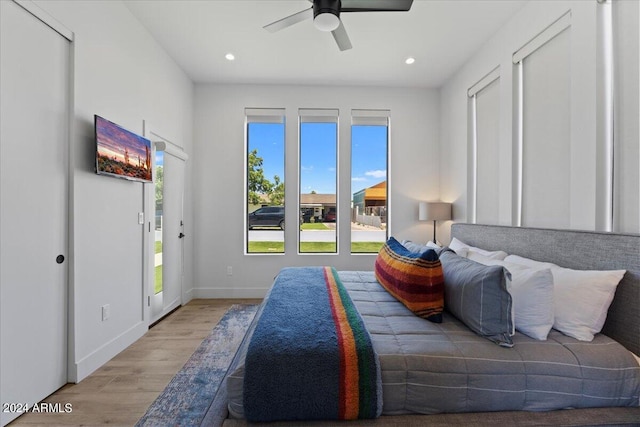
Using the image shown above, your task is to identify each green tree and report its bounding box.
[248,149,273,205]
[269,175,285,206]
[155,166,163,210]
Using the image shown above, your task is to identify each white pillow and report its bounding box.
[504,254,626,341]
[449,237,508,260]
[468,252,554,340]
[503,254,554,269]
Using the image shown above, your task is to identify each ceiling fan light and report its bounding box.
[314,12,340,32]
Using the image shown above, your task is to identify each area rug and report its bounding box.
[136,304,258,427]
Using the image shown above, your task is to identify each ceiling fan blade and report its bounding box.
[331,20,352,51]
[340,0,413,12]
[264,7,313,33]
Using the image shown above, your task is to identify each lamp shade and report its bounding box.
[419,202,451,221]
[418,202,428,221]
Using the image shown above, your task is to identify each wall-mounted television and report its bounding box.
[95,115,152,183]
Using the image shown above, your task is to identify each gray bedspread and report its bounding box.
[227,271,640,417]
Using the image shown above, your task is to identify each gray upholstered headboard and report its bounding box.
[451,223,640,355]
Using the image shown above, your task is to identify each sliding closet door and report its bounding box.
[0,1,70,424]
[520,26,571,228]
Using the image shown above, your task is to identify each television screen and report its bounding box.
[95,115,152,183]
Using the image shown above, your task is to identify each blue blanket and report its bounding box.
[243,267,382,422]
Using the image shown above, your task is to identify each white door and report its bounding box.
[0,2,70,425]
[150,143,187,324]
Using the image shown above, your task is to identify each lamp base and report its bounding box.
[432,220,437,244]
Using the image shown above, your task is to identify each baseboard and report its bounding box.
[71,320,147,383]
[183,287,194,304]
[192,287,268,299]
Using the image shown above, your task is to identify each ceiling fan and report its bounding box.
[263,0,414,51]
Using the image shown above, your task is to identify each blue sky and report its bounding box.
[351,125,387,193]
[300,122,336,194]
[248,122,387,196]
[248,122,285,183]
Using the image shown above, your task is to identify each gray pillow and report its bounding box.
[439,250,514,347]
[400,239,430,254]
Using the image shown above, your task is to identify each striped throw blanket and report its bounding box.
[243,267,382,422]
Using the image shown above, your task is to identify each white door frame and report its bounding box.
[143,123,188,325]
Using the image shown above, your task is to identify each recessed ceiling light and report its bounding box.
[225,53,235,61]
[405,57,416,65]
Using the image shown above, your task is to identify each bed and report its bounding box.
[222,224,640,425]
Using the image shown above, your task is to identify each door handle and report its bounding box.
[178,232,185,239]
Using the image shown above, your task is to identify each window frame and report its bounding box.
[350,109,391,254]
[297,108,339,255]
[244,108,286,255]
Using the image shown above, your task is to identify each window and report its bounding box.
[351,110,389,253]
[298,109,338,253]
[154,150,163,294]
[245,108,285,254]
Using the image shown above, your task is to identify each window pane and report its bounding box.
[155,150,163,294]
[246,121,285,253]
[351,124,388,253]
[299,121,337,253]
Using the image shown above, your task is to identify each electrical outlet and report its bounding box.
[102,304,110,321]
[227,266,233,276]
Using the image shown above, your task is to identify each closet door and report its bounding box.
[0,2,70,424]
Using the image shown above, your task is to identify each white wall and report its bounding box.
[34,0,194,382]
[193,84,439,297]
[439,0,640,243]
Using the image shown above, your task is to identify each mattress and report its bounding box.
[227,271,640,418]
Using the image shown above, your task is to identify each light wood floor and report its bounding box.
[9,299,261,426]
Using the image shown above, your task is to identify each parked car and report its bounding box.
[248,206,285,230]
[300,208,314,224]
[323,208,336,222]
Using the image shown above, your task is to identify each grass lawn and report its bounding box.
[248,241,285,253]
[351,241,384,253]
[247,241,384,254]
[155,241,162,254]
[299,242,336,253]
[300,223,329,230]
[155,265,162,294]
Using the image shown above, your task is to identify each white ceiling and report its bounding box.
[125,0,527,88]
